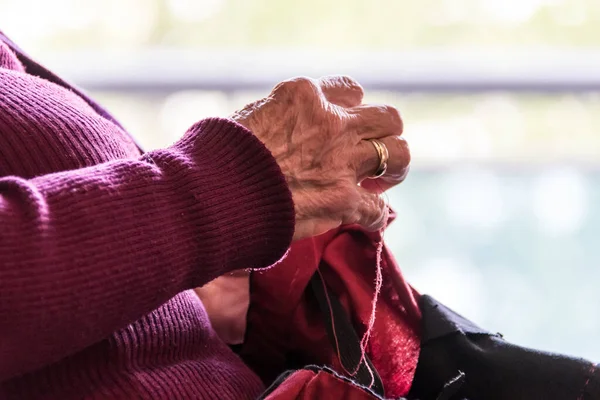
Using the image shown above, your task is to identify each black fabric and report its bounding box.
[408,295,600,400]
[419,297,490,342]
[433,371,466,400]
[309,272,386,397]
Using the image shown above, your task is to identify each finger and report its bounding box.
[353,135,410,183]
[360,165,411,192]
[292,218,341,241]
[318,75,364,108]
[344,188,388,231]
[346,104,404,139]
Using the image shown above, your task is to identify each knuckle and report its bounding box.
[319,75,364,107]
[389,136,411,169]
[382,105,403,131]
[401,138,411,166]
[273,77,319,103]
[338,75,364,92]
[282,76,316,92]
[392,136,411,166]
[317,75,337,88]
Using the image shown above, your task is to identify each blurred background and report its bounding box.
[2,0,599,360]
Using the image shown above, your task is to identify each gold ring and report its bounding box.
[368,139,389,179]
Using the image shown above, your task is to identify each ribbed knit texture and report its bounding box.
[0,35,295,399]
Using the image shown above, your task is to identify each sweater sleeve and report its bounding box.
[0,117,295,381]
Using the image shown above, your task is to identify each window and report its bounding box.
[3,0,599,360]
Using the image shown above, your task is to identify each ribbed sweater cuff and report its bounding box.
[150,118,295,286]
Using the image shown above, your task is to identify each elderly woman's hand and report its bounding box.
[232,75,410,240]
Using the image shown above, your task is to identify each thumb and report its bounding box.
[346,188,388,231]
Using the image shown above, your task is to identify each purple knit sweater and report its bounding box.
[0,34,295,399]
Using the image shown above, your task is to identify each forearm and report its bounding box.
[0,118,294,380]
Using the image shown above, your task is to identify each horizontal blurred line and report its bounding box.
[403,160,600,172]
[41,48,600,94]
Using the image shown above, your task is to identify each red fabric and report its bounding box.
[264,369,381,400]
[242,214,422,399]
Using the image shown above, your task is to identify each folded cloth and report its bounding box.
[240,211,422,399]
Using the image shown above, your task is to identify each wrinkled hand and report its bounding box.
[232,76,410,240]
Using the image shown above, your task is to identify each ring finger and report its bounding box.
[354,135,410,184]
